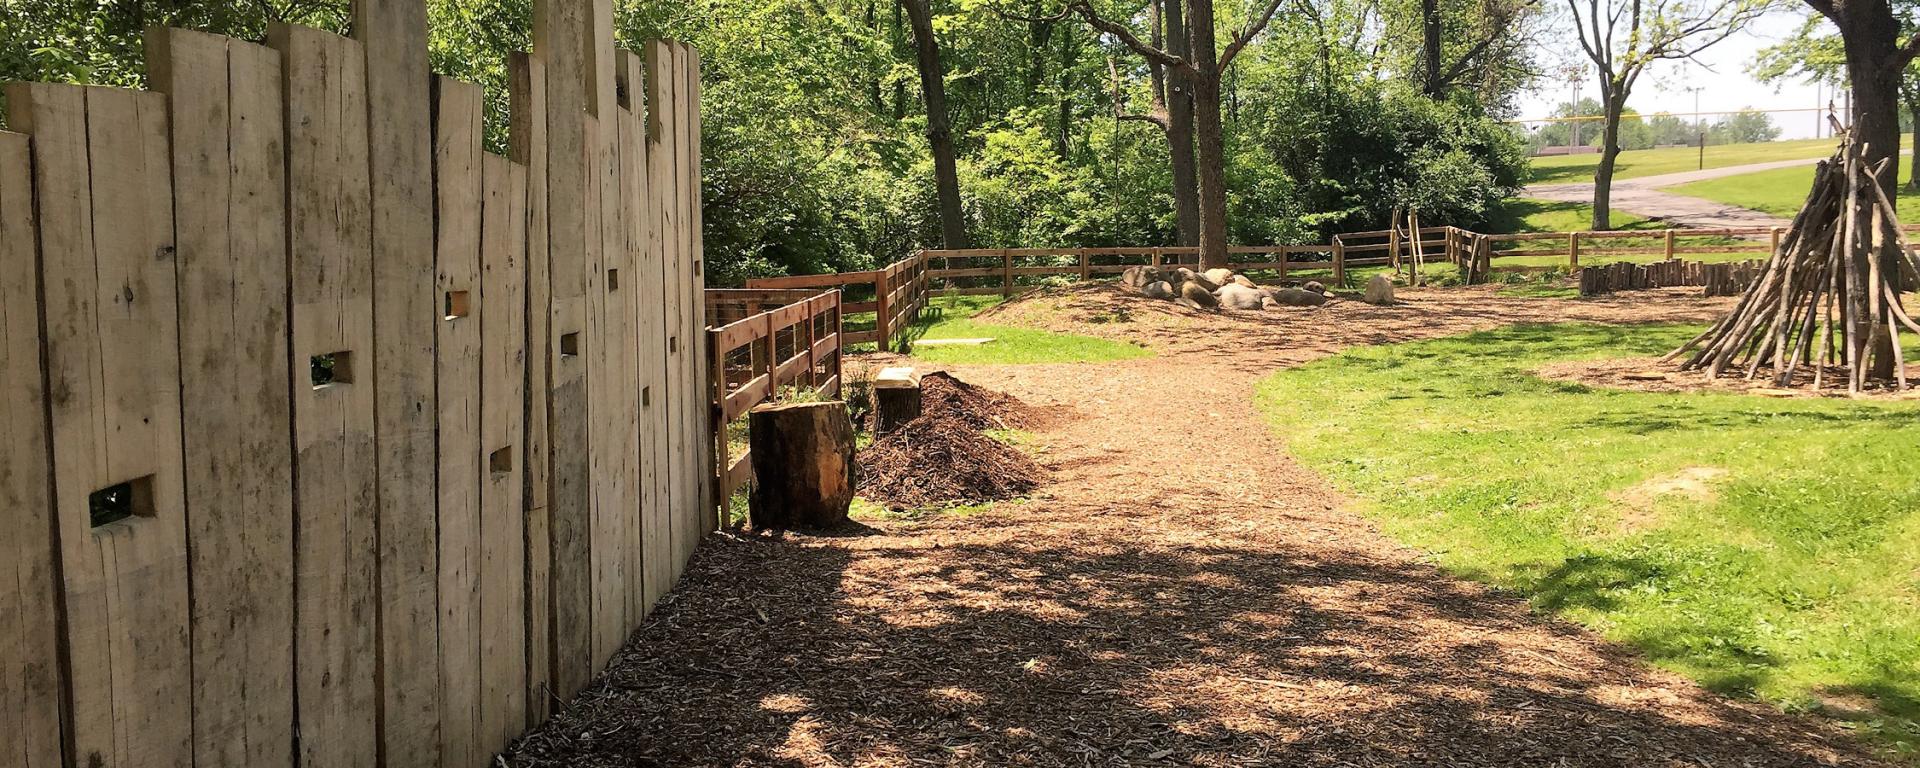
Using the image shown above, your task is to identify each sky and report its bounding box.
[1511,8,1838,140]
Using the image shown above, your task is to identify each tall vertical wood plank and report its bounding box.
[7,81,192,768]
[480,154,530,754]
[534,0,596,700]
[270,24,380,768]
[615,50,652,621]
[583,110,620,670]
[623,51,670,613]
[686,44,711,525]
[0,128,63,768]
[433,75,486,768]
[508,51,555,726]
[146,28,297,768]
[352,1,443,760]
[670,42,700,557]
[643,40,689,579]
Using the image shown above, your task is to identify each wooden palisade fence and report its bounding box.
[0,1,715,765]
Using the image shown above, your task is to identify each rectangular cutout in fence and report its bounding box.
[560,331,580,357]
[89,476,156,528]
[311,351,354,388]
[608,268,619,290]
[445,289,471,319]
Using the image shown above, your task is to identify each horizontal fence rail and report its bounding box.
[705,289,845,517]
[1,11,712,768]
[747,250,931,350]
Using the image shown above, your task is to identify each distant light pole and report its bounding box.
[1691,87,1706,169]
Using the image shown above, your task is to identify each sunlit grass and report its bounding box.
[1526,137,1856,185]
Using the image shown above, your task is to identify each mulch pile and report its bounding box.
[856,372,1046,508]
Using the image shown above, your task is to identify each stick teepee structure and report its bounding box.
[1666,135,1920,393]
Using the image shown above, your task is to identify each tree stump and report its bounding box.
[872,366,922,434]
[748,401,856,529]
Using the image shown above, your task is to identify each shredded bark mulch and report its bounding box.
[856,373,1047,509]
[1536,356,1920,399]
[507,287,1895,768]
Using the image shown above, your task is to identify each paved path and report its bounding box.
[1523,156,1832,229]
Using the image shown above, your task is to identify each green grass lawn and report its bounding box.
[1255,323,1920,757]
[892,293,1152,365]
[1526,138,1850,185]
[1486,198,1656,234]
[1664,163,1920,222]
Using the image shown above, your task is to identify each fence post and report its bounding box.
[874,273,891,352]
[1663,229,1676,260]
[1332,237,1346,285]
[1001,249,1013,298]
[1568,232,1580,270]
[1388,226,1401,269]
[1770,227,1782,257]
[802,295,818,391]
[1278,247,1290,280]
[712,326,730,524]
[1078,249,1089,281]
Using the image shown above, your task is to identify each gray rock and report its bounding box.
[1180,280,1220,308]
[1304,280,1325,294]
[1215,283,1265,310]
[1184,271,1220,292]
[1270,287,1329,307]
[1203,267,1235,286]
[1231,274,1258,289]
[1121,265,1163,289]
[1363,274,1396,305]
[1142,280,1175,299]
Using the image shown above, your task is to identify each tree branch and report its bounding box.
[1063,0,1190,70]
[1220,0,1290,68]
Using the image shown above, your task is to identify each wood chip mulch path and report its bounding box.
[508,285,1895,767]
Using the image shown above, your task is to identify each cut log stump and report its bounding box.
[748,400,856,529]
[873,366,922,435]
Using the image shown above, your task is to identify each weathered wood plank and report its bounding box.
[508,48,556,728]
[617,49,664,615]
[508,50,555,726]
[536,0,596,701]
[8,80,193,768]
[146,27,297,767]
[583,109,621,670]
[353,0,442,759]
[270,23,380,768]
[632,50,673,611]
[479,152,530,756]
[0,127,63,768]
[685,43,711,525]
[433,74,486,768]
[644,40,691,577]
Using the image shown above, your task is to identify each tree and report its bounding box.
[1064,0,1290,269]
[1646,112,1697,144]
[1563,0,1772,230]
[899,0,971,249]
[1107,0,1202,245]
[1710,107,1781,143]
[1415,0,1539,98]
[1752,10,1920,189]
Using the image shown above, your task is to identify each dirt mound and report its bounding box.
[857,373,1045,509]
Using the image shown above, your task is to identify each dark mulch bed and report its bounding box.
[856,372,1047,509]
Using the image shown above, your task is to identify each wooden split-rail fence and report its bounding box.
[1,4,721,767]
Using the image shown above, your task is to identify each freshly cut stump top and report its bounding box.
[508,287,1891,768]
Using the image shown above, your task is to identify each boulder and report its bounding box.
[1142,280,1175,299]
[1121,264,1163,289]
[1215,283,1265,310]
[1184,270,1221,292]
[1260,296,1281,310]
[1304,280,1325,294]
[1363,274,1395,305]
[1175,297,1203,310]
[1231,274,1258,289]
[1204,267,1235,286]
[1179,280,1219,308]
[1269,287,1328,307]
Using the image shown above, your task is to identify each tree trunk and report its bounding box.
[1830,3,1905,378]
[1187,0,1230,269]
[1162,0,1201,247]
[1591,87,1627,231]
[747,401,856,529]
[1421,0,1445,97]
[1908,92,1920,191]
[900,0,969,248]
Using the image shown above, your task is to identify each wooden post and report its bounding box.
[1568,232,1580,270]
[1001,249,1013,298]
[1770,226,1782,256]
[1388,225,1401,269]
[1277,247,1290,280]
[874,273,891,352]
[711,326,729,525]
[1078,249,1090,281]
[1663,229,1676,260]
[1333,237,1346,285]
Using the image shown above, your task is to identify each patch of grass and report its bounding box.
[1525,138,1858,185]
[1254,323,1920,758]
[1664,164,1920,222]
[1486,198,1656,234]
[897,294,1153,365]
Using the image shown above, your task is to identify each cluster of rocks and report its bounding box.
[1120,265,1396,310]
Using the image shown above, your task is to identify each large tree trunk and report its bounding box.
[1831,3,1905,378]
[1591,87,1628,231]
[1162,0,1201,246]
[1908,91,1920,191]
[1421,0,1445,97]
[1187,0,1230,270]
[900,0,969,249]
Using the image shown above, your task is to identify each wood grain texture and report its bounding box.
[9,80,193,768]
[686,43,713,524]
[0,127,63,768]
[433,75,486,768]
[624,50,672,613]
[271,23,380,768]
[643,40,690,580]
[535,0,595,700]
[616,50,654,621]
[479,153,530,755]
[353,0,443,760]
[508,50,555,726]
[146,27,297,767]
